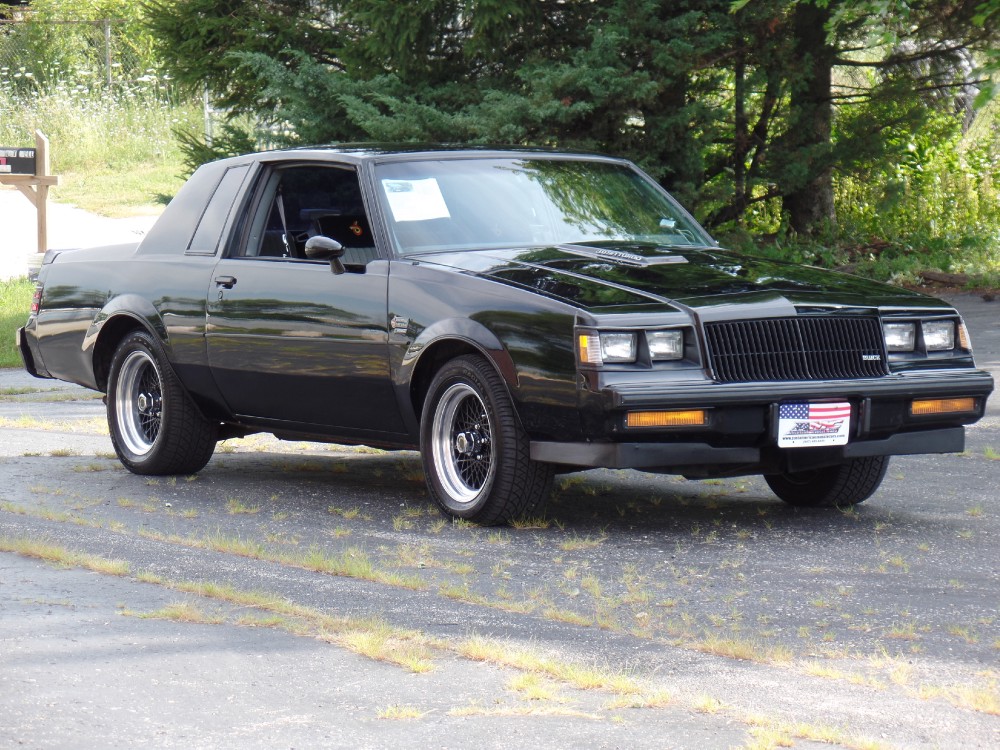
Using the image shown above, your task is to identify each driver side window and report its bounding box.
[239,165,378,267]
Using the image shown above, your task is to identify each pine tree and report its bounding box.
[145,0,999,233]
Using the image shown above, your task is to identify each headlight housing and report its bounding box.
[882,317,968,355]
[577,328,687,366]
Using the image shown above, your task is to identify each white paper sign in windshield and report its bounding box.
[382,179,451,222]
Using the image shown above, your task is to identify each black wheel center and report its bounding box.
[137,392,161,415]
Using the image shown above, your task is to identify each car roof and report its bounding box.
[218,143,621,167]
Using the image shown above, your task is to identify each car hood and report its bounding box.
[415,242,946,314]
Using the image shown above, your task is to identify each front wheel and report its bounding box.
[765,455,889,508]
[420,355,553,525]
[107,330,217,475]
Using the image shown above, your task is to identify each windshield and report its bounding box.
[373,157,713,256]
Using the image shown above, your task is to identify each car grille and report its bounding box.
[704,316,889,383]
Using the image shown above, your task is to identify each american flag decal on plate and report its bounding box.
[777,402,852,448]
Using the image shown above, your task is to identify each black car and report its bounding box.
[17,146,994,524]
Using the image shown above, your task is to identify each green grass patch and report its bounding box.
[54,167,182,218]
[0,277,33,368]
[0,535,130,576]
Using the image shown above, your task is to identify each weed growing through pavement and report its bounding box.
[376,705,426,720]
[557,532,606,551]
[0,536,129,576]
[134,601,226,625]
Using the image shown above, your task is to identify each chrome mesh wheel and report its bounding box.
[113,349,162,456]
[430,382,495,504]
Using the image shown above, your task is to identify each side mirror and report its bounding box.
[304,235,346,275]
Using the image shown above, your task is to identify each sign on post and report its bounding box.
[0,131,59,254]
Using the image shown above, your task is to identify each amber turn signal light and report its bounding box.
[626,410,706,428]
[958,323,971,351]
[910,397,976,416]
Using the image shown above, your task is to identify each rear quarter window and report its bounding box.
[187,164,251,255]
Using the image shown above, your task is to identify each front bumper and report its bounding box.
[531,426,964,471]
[601,369,994,409]
[533,367,992,475]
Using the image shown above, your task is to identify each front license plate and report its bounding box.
[777,402,852,448]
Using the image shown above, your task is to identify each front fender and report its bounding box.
[392,317,517,438]
[404,317,515,387]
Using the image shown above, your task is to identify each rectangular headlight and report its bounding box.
[600,332,637,363]
[647,330,684,360]
[883,322,916,352]
[922,320,955,351]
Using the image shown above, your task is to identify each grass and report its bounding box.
[0,535,130,576]
[557,532,606,552]
[376,705,426,720]
[132,571,441,673]
[1,76,198,216]
[0,277,33,368]
[54,167,181,218]
[456,635,643,695]
[694,635,793,664]
[225,498,261,515]
[341,622,436,673]
[135,601,226,625]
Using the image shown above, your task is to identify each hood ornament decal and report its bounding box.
[558,244,690,267]
[596,248,646,265]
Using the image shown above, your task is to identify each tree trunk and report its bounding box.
[733,51,748,225]
[783,2,837,235]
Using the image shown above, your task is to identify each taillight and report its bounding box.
[30,284,43,315]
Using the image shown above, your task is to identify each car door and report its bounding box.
[205,162,406,438]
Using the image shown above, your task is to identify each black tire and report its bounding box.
[420,355,553,525]
[107,330,217,475]
[765,456,889,508]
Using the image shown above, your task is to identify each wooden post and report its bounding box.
[0,130,60,254]
[35,131,51,255]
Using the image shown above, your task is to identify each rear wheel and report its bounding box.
[765,456,889,508]
[107,330,217,475]
[421,355,553,525]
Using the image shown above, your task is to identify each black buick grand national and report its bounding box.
[17,147,995,524]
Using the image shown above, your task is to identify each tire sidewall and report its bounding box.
[765,455,889,508]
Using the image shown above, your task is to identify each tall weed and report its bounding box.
[0,68,198,172]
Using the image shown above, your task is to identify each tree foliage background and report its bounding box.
[58,1,1000,278]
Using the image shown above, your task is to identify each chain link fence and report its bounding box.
[0,17,151,91]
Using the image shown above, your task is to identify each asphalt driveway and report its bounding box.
[1,291,997,749]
